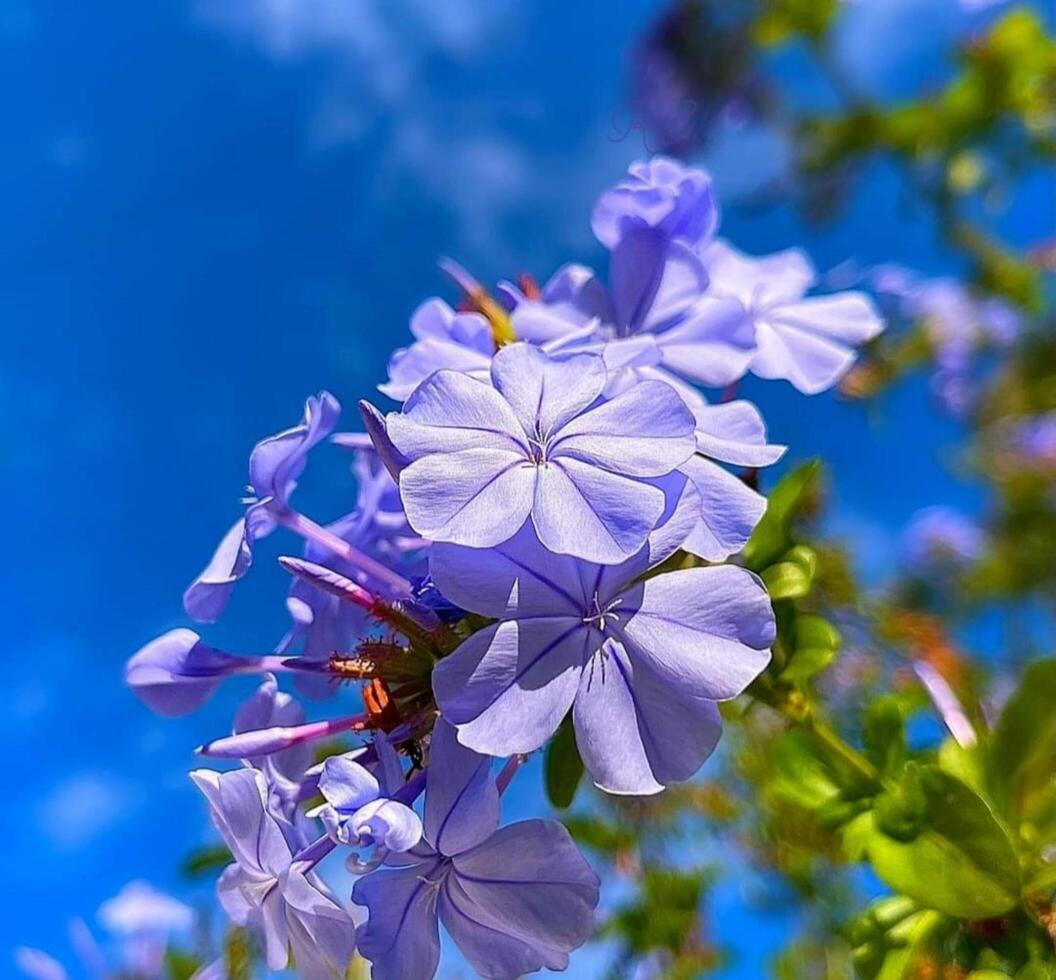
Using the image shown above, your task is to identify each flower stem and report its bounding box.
[279,510,412,596]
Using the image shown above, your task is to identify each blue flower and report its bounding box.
[183,392,341,623]
[353,721,599,980]
[592,156,719,250]
[429,483,775,794]
[385,342,696,563]
[190,767,355,977]
[703,240,884,394]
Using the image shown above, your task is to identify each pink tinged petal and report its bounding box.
[428,528,589,620]
[489,343,607,438]
[654,294,755,387]
[532,459,665,564]
[386,371,527,458]
[352,866,442,980]
[399,449,534,546]
[235,674,304,733]
[551,380,696,477]
[283,871,356,980]
[440,876,570,977]
[574,638,724,793]
[432,619,587,756]
[703,239,815,307]
[692,400,786,467]
[621,565,774,701]
[234,676,311,778]
[451,820,599,952]
[679,455,767,561]
[425,719,500,857]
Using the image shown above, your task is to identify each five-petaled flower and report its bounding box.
[354,722,599,980]
[385,342,696,563]
[430,483,775,794]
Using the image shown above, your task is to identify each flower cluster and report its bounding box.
[126,157,883,978]
[867,266,1021,415]
[17,881,196,980]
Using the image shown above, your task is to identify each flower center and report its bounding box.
[582,593,623,633]
[524,420,553,465]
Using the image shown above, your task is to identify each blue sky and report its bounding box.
[3,0,1051,974]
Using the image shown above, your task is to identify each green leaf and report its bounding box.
[743,461,822,571]
[937,738,989,799]
[990,658,1056,817]
[181,844,232,878]
[165,949,203,980]
[780,614,842,684]
[545,716,584,810]
[761,545,818,600]
[851,905,943,980]
[864,696,908,778]
[847,766,1021,918]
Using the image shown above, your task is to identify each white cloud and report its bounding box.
[39,772,139,851]
[194,0,518,137]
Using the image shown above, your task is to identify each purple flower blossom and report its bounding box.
[97,880,194,937]
[505,264,612,343]
[15,948,69,980]
[125,628,246,716]
[310,749,422,853]
[429,487,774,794]
[17,884,195,980]
[902,506,985,570]
[97,882,194,977]
[1011,412,1056,466]
[681,399,785,560]
[605,227,755,391]
[384,342,696,563]
[191,767,355,977]
[232,675,312,807]
[353,721,599,980]
[380,299,494,402]
[592,156,719,251]
[867,271,1019,416]
[184,392,341,623]
[278,444,423,698]
[903,279,1020,371]
[703,240,884,394]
